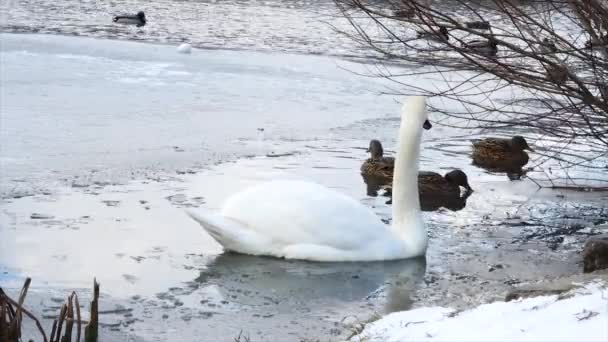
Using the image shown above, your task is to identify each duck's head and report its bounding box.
[137,11,146,20]
[367,139,384,160]
[511,136,533,152]
[445,169,473,193]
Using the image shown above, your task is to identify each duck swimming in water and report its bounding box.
[584,33,607,50]
[540,38,558,53]
[465,21,491,30]
[418,170,472,197]
[381,170,472,197]
[361,138,472,194]
[417,26,449,42]
[113,11,146,27]
[381,170,473,211]
[463,39,498,57]
[360,139,396,180]
[361,140,472,199]
[472,136,533,170]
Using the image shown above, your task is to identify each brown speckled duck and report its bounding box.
[383,170,472,197]
[382,170,473,211]
[361,140,473,196]
[472,136,533,170]
[462,39,498,57]
[417,26,449,42]
[360,139,395,180]
[418,170,472,197]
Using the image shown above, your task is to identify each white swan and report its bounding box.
[187,96,431,262]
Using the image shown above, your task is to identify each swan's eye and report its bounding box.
[423,120,432,130]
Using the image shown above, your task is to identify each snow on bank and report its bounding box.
[351,283,607,342]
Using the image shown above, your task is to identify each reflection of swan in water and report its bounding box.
[193,253,426,313]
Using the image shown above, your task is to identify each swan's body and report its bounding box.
[177,43,192,54]
[188,96,431,262]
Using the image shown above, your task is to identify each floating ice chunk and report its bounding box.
[177,43,192,54]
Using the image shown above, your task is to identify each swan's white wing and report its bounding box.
[186,208,275,255]
[220,180,387,251]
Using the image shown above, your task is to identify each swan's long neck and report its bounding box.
[390,98,427,254]
[392,118,422,223]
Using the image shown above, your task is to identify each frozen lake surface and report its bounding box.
[1,4,607,341]
[2,0,360,57]
[0,33,397,197]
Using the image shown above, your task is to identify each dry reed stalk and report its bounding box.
[0,276,99,342]
[0,278,48,342]
[84,279,99,342]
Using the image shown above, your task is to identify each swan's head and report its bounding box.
[403,96,432,131]
[445,169,472,193]
[137,11,146,20]
[367,139,384,160]
[511,136,533,152]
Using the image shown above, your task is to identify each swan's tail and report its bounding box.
[186,208,269,254]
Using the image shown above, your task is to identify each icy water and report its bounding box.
[2,0,359,57]
[1,1,608,341]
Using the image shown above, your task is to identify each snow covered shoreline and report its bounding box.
[350,282,607,342]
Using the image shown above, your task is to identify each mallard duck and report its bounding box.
[546,64,568,84]
[366,169,472,196]
[418,170,472,197]
[599,84,608,99]
[382,170,473,211]
[462,39,498,57]
[113,11,146,27]
[584,34,607,49]
[465,21,491,30]
[417,26,449,42]
[393,8,416,18]
[360,139,395,179]
[361,173,392,197]
[540,38,557,53]
[472,136,533,170]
